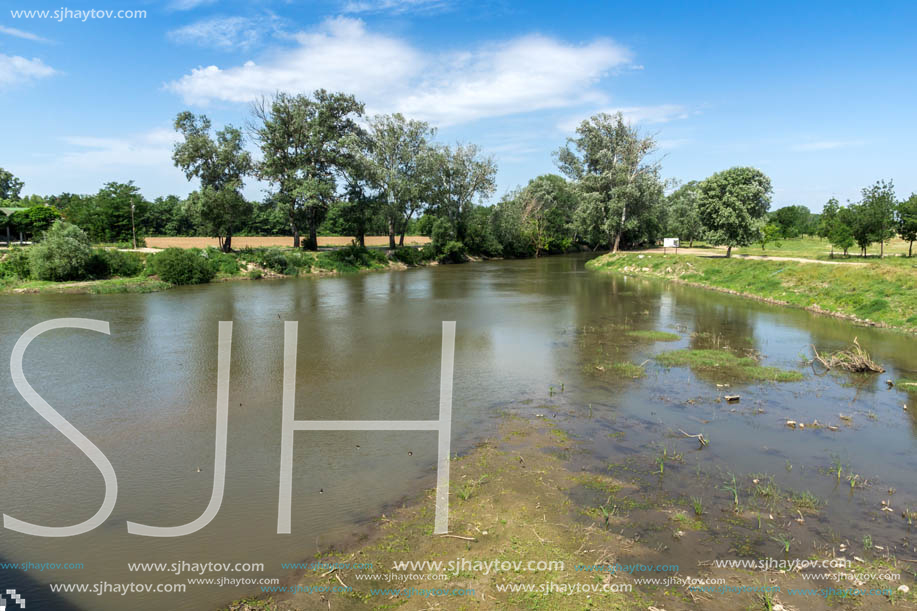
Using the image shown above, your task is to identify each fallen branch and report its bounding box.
[679,429,708,448]
[811,337,884,373]
[439,534,477,541]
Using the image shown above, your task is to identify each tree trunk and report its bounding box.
[357,231,365,247]
[726,245,732,258]
[304,223,318,251]
[223,233,232,253]
[909,240,913,257]
[388,217,396,250]
[5,224,10,246]
[689,238,694,248]
[292,226,300,249]
[880,240,885,258]
[611,230,621,253]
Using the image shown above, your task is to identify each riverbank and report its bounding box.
[587,252,917,333]
[223,415,916,611]
[0,245,435,295]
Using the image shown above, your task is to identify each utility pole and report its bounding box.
[131,202,137,249]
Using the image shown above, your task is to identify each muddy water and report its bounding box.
[1,254,915,610]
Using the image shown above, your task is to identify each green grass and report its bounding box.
[587,248,917,331]
[899,378,917,393]
[655,349,804,382]
[3,277,171,294]
[588,360,646,378]
[626,330,681,342]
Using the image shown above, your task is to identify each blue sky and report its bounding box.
[2,0,915,211]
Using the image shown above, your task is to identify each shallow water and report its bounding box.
[1,253,915,610]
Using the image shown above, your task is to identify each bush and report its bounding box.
[0,247,32,280]
[149,248,216,285]
[29,221,93,281]
[431,218,455,255]
[202,247,241,276]
[391,246,433,266]
[437,240,467,264]
[86,249,145,279]
[240,247,313,275]
[316,242,387,272]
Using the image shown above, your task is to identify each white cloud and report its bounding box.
[58,128,182,169]
[342,0,451,14]
[168,16,268,50]
[790,140,864,152]
[168,0,217,11]
[558,104,690,133]
[166,17,632,126]
[0,54,55,88]
[0,25,52,43]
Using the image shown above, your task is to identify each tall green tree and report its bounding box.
[771,204,812,238]
[666,181,704,247]
[515,174,577,257]
[829,206,856,256]
[556,112,662,252]
[65,182,147,243]
[859,179,897,258]
[427,143,497,242]
[251,90,365,250]
[365,113,436,248]
[173,112,253,252]
[697,166,772,257]
[897,193,917,257]
[0,167,24,201]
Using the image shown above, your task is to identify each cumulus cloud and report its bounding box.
[0,54,55,88]
[58,129,182,169]
[166,17,632,126]
[168,16,269,50]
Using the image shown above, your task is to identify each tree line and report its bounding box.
[2,92,916,259]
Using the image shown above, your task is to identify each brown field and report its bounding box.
[144,235,430,249]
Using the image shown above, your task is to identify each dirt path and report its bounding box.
[631,247,866,265]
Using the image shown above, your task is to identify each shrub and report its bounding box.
[29,221,93,281]
[149,248,215,285]
[391,246,433,266]
[0,247,32,280]
[317,242,387,272]
[240,247,313,275]
[430,218,455,255]
[437,240,467,264]
[86,249,145,279]
[202,247,241,276]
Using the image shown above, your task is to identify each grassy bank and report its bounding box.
[223,415,916,611]
[587,252,917,332]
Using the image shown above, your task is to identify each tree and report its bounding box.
[859,179,897,258]
[365,113,436,248]
[697,167,772,257]
[758,223,782,250]
[65,182,147,243]
[427,143,497,243]
[10,205,61,240]
[849,202,874,257]
[556,112,662,252]
[0,167,24,201]
[251,90,365,250]
[897,193,917,257]
[818,197,840,245]
[771,204,812,239]
[828,208,855,257]
[173,112,253,252]
[515,174,577,257]
[666,181,704,247]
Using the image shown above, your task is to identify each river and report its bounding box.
[1,253,915,610]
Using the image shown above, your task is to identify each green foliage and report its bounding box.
[437,240,467,264]
[316,242,387,272]
[897,193,917,256]
[202,247,241,275]
[430,217,455,254]
[666,181,704,246]
[0,167,24,201]
[698,166,772,255]
[771,204,813,238]
[0,246,32,279]
[557,112,663,251]
[758,222,782,250]
[392,246,433,266]
[8,205,62,241]
[86,249,144,279]
[65,181,147,243]
[149,248,216,285]
[28,221,93,281]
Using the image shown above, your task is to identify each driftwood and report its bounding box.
[811,337,884,373]
[679,429,708,448]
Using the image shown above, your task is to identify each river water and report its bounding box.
[1,253,915,610]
